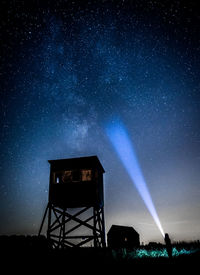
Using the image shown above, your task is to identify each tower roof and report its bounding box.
[48,155,105,173]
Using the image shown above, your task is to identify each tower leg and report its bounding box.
[101,207,106,247]
[47,203,52,246]
[93,207,97,247]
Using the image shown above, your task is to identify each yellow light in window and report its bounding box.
[82,170,92,181]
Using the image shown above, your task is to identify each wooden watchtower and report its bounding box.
[39,156,106,248]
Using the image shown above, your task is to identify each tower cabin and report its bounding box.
[48,156,105,209]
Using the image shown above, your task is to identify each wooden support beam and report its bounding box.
[39,204,105,248]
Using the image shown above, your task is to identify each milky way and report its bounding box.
[0,0,200,243]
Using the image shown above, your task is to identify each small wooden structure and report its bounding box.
[39,156,106,248]
[107,225,140,249]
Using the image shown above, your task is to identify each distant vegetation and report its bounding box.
[0,234,48,251]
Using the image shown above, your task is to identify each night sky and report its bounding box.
[0,0,200,244]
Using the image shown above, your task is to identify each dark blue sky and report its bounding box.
[0,0,200,243]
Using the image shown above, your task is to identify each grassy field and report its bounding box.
[1,235,200,273]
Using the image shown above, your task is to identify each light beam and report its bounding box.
[106,119,164,237]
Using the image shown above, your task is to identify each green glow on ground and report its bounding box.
[134,248,195,258]
[112,247,200,259]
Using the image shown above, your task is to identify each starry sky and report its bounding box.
[0,0,200,244]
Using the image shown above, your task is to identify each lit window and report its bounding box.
[62,171,72,183]
[54,172,62,184]
[81,170,92,181]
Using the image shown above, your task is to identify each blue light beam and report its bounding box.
[106,119,164,237]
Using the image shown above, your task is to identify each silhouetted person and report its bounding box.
[164,233,172,259]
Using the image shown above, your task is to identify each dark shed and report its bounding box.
[107,225,140,249]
